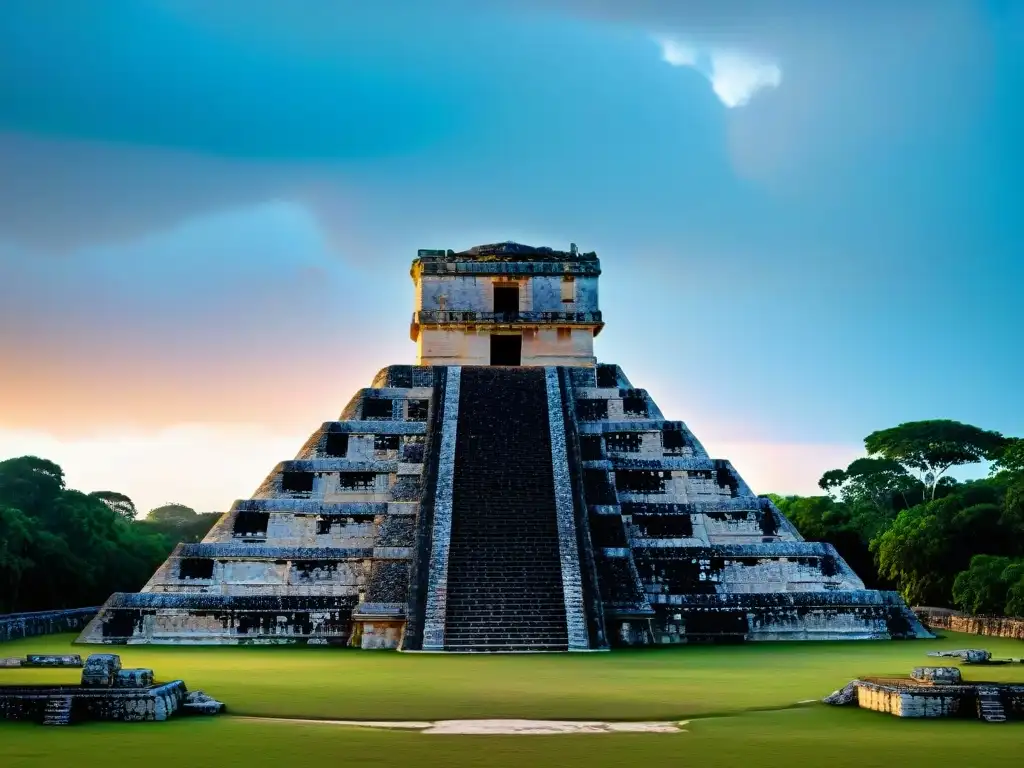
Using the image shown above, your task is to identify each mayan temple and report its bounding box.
[79,242,930,650]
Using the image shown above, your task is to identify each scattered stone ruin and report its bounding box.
[0,655,82,669]
[825,666,1024,722]
[0,653,223,725]
[928,649,1023,665]
[80,242,931,651]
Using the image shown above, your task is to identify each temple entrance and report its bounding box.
[490,334,522,366]
[493,284,519,314]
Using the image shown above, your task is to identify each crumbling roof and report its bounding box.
[417,241,598,262]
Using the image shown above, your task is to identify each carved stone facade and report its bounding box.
[80,242,929,650]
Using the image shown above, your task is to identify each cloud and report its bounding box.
[656,37,782,107]
[520,0,1002,183]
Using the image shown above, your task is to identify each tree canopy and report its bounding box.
[0,456,217,614]
[864,420,1007,500]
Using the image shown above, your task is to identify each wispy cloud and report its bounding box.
[656,37,782,108]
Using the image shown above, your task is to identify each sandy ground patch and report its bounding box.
[237,716,687,734]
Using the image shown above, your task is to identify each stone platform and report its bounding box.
[826,667,1024,722]
[0,653,223,725]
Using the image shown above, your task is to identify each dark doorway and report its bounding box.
[493,285,519,314]
[490,334,522,366]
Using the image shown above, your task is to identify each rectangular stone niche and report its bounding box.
[364,399,394,419]
[233,511,270,536]
[282,471,314,493]
[324,432,349,457]
[178,558,214,580]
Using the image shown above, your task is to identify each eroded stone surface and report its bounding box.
[825,669,1024,721]
[79,243,928,649]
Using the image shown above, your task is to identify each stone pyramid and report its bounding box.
[79,243,930,649]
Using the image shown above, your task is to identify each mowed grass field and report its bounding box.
[2,630,1022,767]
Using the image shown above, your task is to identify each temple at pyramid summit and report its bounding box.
[79,242,931,650]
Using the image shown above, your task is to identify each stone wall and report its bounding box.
[0,608,98,643]
[77,594,358,645]
[854,682,965,718]
[0,681,187,723]
[917,610,1024,640]
[570,363,929,644]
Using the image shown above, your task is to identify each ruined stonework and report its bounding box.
[81,243,929,650]
[826,668,1024,722]
[0,653,222,725]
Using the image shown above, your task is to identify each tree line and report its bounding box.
[0,456,217,614]
[2,419,1023,617]
[769,420,1024,617]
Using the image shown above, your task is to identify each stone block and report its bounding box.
[24,654,83,667]
[115,668,155,688]
[81,654,122,686]
[911,667,962,685]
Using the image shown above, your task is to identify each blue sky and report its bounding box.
[1,1,1021,512]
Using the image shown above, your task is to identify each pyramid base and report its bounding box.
[76,594,359,646]
[607,590,933,646]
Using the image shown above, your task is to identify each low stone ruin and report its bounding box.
[929,649,993,664]
[0,653,224,726]
[927,648,1023,665]
[0,654,83,669]
[183,690,224,715]
[824,666,1024,722]
[910,666,963,685]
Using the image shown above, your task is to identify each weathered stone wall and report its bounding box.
[421,367,461,650]
[544,367,589,649]
[0,608,98,643]
[82,365,441,646]
[917,610,1024,640]
[417,326,596,367]
[415,273,600,314]
[571,364,927,644]
[854,681,968,718]
[0,681,187,723]
[78,594,358,644]
[410,257,602,367]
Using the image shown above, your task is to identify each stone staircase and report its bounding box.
[42,696,73,726]
[443,367,569,652]
[976,687,1007,723]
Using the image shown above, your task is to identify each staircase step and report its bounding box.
[977,689,1007,723]
[442,368,572,651]
[42,696,73,726]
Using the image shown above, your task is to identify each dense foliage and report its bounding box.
[0,456,217,614]
[3,420,1022,618]
[772,422,1024,617]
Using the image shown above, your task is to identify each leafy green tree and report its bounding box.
[873,480,1016,606]
[1004,562,1024,617]
[146,503,200,523]
[0,506,35,612]
[818,457,919,514]
[865,420,1007,500]
[991,438,1024,478]
[89,490,138,521]
[952,555,1018,615]
[139,503,219,543]
[0,455,178,612]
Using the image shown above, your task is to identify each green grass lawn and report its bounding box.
[2,631,1022,767]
